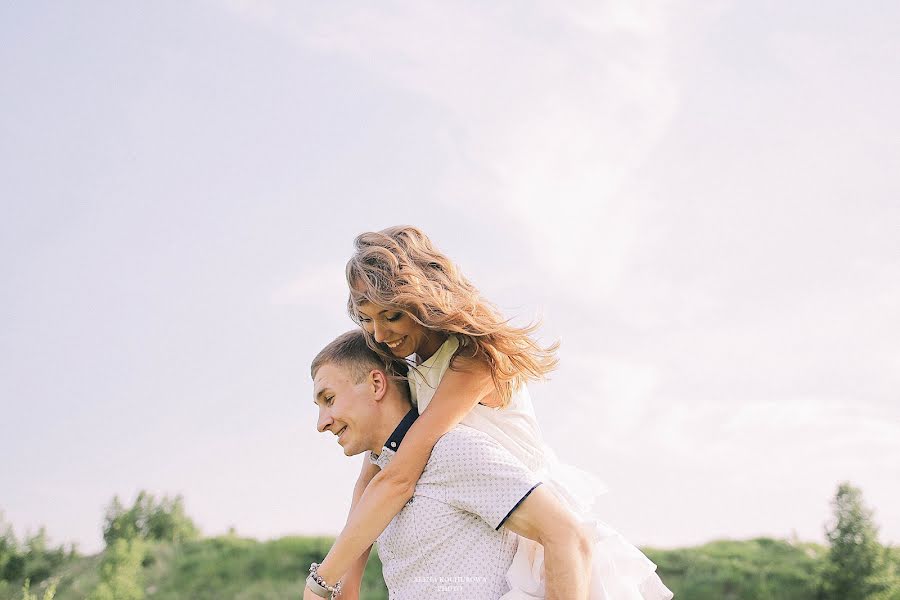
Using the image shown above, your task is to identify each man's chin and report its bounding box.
[341,444,365,457]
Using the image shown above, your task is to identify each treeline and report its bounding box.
[645,482,900,600]
[1,483,899,600]
[0,492,199,600]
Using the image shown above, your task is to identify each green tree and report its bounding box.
[820,482,888,600]
[1,513,19,581]
[0,514,72,585]
[145,495,198,543]
[102,496,132,546]
[22,528,66,583]
[870,546,900,600]
[88,538,146,600]
[102,492,199,547]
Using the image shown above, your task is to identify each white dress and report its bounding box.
[408,336,673,600]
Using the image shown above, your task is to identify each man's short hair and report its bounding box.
[311,330,409,391]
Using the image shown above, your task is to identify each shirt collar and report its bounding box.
[369,408,418,469]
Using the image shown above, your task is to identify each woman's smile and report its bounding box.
[384,336,406,350]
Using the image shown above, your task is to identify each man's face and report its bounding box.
[313,362,378,456]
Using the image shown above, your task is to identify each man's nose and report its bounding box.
[317,410,332,433]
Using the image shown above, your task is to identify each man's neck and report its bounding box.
[369,398,415,454]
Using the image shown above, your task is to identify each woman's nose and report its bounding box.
[372,321,387,343]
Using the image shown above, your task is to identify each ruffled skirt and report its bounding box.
[501,451,673,599]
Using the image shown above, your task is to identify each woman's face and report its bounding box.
[355,301,444,360]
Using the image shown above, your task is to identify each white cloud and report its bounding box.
[225,0,685,296]
[223,0,900,545]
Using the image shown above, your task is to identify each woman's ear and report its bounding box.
[369,369,388,401]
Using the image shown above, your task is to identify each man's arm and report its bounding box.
[501,485,594,600]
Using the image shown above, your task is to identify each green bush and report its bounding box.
[19,578,57,600]
[646,537,822,600]
[102,492,199,547]
[142,536,387,600]
[0,516,72,588]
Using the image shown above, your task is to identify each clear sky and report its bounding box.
[1,1,898,554]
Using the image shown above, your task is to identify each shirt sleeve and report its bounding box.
[416,426,543,530]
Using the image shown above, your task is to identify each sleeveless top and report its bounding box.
[409,335,547,472]
[409,335,606,514]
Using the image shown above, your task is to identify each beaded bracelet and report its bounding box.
[305,574,331,598]
[307,562,342,598]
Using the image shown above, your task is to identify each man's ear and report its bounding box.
[369,369,388,401]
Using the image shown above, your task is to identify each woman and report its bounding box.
[305,226,672,600]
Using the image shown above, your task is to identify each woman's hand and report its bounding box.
[302,585,321,600]
[337,460,380,598]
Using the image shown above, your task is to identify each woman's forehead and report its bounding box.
[356,300,391,315]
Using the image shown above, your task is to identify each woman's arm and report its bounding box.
[336,460,380,600]
[312,355,496,585]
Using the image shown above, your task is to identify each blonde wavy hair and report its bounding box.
[345,225,558,407]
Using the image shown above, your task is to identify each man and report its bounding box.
[308,330,592,599]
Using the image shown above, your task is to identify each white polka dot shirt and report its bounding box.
[370,416,542,599]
